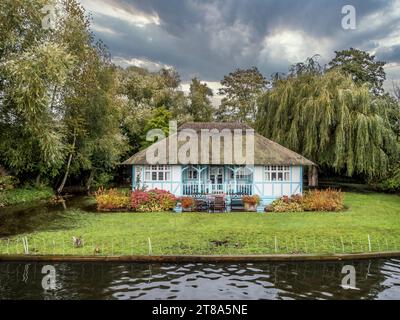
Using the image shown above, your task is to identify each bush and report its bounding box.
[269,189,344,213]
[0,176,19,191]
[131,189,176,212]
[95,188,130,211]
[180,197,195,210]
[270,195,304,213]
[302,189,344,212]
[243,195,261,206]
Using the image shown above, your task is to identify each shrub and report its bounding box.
[95,188,130,211]
[271,196,304,213]
[302,189,344,212]
[180,197,195,210]
[243,195,261,206]
[269,189,344,213]
[131,189,176,212]
[0,176,19,191]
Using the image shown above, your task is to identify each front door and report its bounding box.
[209,166,224,193]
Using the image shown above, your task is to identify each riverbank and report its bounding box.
[1,192,399,257]
[0,186,54,207]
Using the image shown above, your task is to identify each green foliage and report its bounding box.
[0,176,19,191]
[328,48,386,96]
[257,69,398,178]
[217,67,268,123]
[375,163,400,192]
[0,186,53,207]
[188,78,214,121]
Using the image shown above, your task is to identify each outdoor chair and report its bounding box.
[195,199,208,212]
[230,198,245,212]
[212,196,226,213]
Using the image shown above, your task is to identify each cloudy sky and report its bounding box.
[80,0,400,96]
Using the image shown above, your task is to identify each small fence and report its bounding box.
[0,234,399,257]
[182,183,253,196]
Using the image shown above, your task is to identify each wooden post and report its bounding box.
[308,166,318,187]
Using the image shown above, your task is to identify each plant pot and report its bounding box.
[244,203,257,212]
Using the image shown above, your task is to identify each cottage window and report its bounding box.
[144,165,171,181]
[265,165,290,182]
[230,167,251,180]
[187,168,198,180]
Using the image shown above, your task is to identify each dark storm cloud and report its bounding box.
[81,0,400,82]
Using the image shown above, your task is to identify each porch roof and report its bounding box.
[122,122,315,166]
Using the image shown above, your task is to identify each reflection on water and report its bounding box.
[0,259,399,300]
[0,196,97,237]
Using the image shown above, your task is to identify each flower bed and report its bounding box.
[131,189,176,212]
[266,189,344,213]
[95,188,131,211]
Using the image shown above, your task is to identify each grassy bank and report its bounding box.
[0,192,400,256]
[0,187,54,207]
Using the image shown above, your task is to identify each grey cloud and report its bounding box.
[84,0,400,81]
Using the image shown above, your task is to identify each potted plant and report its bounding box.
[181,197,195,212]
[243,195,261,212]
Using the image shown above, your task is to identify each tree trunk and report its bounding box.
[57,135,76,195]
[35,173,41,186]
[86,169,96,195]
[308,166,319,187]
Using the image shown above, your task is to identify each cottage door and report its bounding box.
[209,166,224,193]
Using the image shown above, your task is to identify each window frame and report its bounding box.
[265,165,291,182]
[144,165,171,182]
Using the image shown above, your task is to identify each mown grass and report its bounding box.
[0,187,54,207]
[0,192,400,256]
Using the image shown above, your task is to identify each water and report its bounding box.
[0,259,400,300]
[0,196,97,237]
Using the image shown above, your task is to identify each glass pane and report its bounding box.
[158,172,164,181]
[284,172,290,181]
[152,172,157,181]
[278,172,283,181]
[165,172,170,181]
[271,172,277,181]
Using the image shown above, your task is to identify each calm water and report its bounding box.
[0,259,400,300]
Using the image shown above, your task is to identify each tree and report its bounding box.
[216,67,268,123]
[187,78,213,121]
[56,0,128,194]
[0,0,74,182]
[257,69,398,179]
[328,48,386,95]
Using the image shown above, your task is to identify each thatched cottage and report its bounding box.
[123,122,316,205]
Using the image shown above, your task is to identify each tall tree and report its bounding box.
[188,78,213,121]
[257,69,398,179]
[216,67,268,123]
[328,48,386,95]
[56,0,127,193]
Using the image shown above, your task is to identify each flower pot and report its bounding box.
[244,203,257,212]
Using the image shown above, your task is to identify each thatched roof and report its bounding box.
[122,122,315,166]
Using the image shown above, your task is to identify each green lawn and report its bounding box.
[1,192,400,256]
[0,187,54,207]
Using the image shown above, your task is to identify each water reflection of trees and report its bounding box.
[0,259,395,300]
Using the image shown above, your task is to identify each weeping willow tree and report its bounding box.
[257,70,398,178]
